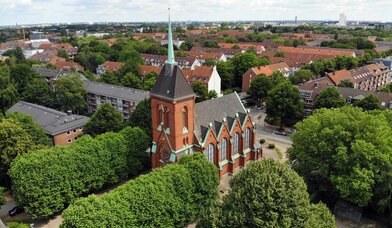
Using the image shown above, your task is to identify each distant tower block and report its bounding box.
[339,13,347,27]
[295,16,298,24]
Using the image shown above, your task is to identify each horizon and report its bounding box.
[0,0,391,26]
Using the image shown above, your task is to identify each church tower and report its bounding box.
[150,10,196,168]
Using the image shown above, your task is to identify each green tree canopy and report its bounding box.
[266,81,304,129]
[231,53,270,88]
[248,74,272,102]
[338,79,354,88]
[53,74,87,114]
[22,77,55,108]
[198,159,335,228]
[6,112,52,147]
[127,98,151,139]
[10,64,39,94]
[0,66,19,115]
[0,119,34,169]
[121,72,142,89]
[353,94,381,111]
[289,107,392,212]
[289,69,314,85]
[314,87,346,109]
[192,81,209,102]
[216,61,234,90]
[83,103,123,137]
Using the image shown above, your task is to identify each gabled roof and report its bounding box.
[247,62,290,77]
[194,92,247,142]
[139,65,162,76]
[182,66,214,84]
[151,63,195,101]
[327,69,354,85]
[6,101,89,136]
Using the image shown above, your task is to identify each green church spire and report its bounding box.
[166,8,177,65]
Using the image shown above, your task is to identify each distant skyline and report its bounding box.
[0,0,391,26]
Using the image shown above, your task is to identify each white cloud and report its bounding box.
[0,0,391,25]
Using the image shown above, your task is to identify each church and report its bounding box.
[150,14,261,176]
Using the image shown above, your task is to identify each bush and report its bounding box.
[259,139,265,144]
[275,147,283,160]
[9,127,150,219]
[6,222,30,228]
[61,153,219,227]
[268,144,275,149]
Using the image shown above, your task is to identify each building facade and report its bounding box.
[150,16,261,177]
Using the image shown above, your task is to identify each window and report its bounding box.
[245,128,251,148]
[73,129,77,133]
[66,131,71,135]
[158,105,165,125]
[206,143,215,163]
[220,138,227,161]
[67,139,72,144]
[233,133,240,154]
[182,106,188,129]
[165,106,170,129]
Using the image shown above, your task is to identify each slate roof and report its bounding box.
[194,92,247,141]
[151,63,195,101]
[6,101,89,136]
[84,80,150,102]
[32,66,70,82]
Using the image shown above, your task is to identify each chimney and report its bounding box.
[67,110,72,115]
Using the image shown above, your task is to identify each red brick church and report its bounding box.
[150,14,261,176]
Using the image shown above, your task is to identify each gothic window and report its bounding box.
[221,138,227,161]
[233,133,239,154]
[158,105,165,125]
[245,128,251,148]
[206,143,215,163]
[182,106,188,130]
[161,150,170,162]
[164,106,170,129]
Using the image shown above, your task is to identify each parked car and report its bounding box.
[287,129,297,135]
[9,206,24,216]
[273,129,287,136]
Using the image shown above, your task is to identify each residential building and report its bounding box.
[185,51,227,63]
[150,15,261,177]
[374,57,392,82]
[327,63,389,91]
[337,87,392,109]
[190,46,243,59]
[242,62,291,92]
[297,77,335,116]
[183,66,222,95]
[84,80,150,119]
[96,61,124,75]
[139,65,162,77]
[54,60,84,71]
[218,42,265,54]
[29,50,64,64]
[338,13,347,27]
[141,54,201,69]
[32,66,71,83]
[6,101,89,146]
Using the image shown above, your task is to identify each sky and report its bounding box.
[0,0,391,26]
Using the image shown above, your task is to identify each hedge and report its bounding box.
[9,127,149,219]
[61,153,219,227]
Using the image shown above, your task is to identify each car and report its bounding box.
[287,129,297,135]
[9,206,25,216]
[273,129,287,136]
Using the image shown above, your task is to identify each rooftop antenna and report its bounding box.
[165,7,177,65]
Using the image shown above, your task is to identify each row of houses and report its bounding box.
[298,77,392,116]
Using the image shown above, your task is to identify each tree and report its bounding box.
[208,90,218,99]
[198,159,335,228]
[10,64,39,94]
[353,94,381,110]
[204,58,216,67]
[231,53,270,88]
[0,186,5,206]
[338,79,354,88]
[0,119,34,169]
[6,112,52,147]
[266,81,304,129]
[53,74,87,114]
[121,72,142,89]
[57,49,69,60]
[289,69,314,85]
[216,61,234,90]
[179,40,194,51]
[83,103,123,137]
[380,83,392,93]
[143,77,156,91]
[127,98,152,139]
[314,87,346,109]
[192,81,209,102]
[288,107,392,214]
[22,77,55,108]
[2,47,26,64]
[0,67,19,115]
[248,74,272,103]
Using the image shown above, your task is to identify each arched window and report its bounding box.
[164,106,170,129]
[158,105,164,126]
[206,143,215,163]
[233,133,240,154]
[220,138,227,161]
[245,128,251,148]
[182,106,188,129]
